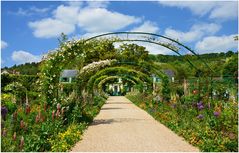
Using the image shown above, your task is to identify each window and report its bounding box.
[61,77,69,82]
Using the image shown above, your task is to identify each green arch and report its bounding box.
[97,76,137,95]
[86,66,153,94]
[93,74,144,94]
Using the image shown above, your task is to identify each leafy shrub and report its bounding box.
[161,76,171,102]
[48,123,87,152]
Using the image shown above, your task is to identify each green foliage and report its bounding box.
[2,62,39,75]
[117,43,149,62]
[161,76,171,102]
[222,55,238,84]
[1,74,38,92]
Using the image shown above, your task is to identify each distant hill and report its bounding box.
[1,62,40,75]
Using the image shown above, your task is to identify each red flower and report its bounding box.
[193,90,198,94]
[26,105,31,114]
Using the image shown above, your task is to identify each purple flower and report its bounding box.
[1,106,8,121]
[197,114,204,119]
[197,101,203,107]
[198,105,204,110]
[214,111,220,117]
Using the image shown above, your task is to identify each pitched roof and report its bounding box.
[60,70,78,77]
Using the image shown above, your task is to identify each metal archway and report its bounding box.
[83,32,213,73]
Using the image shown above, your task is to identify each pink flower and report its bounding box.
[56,110,60,118]
[61,107,65,116]
[2,128,7,137]
[20,120,24,129]
[52,110,55,121]
[35,115,40,123]
[12,132,16,141]
[57,103,61,111]
[19,136,24,150]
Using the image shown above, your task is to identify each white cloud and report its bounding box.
[28,18,75,38]
[78,8,141,33]
[165,23,221,42]
[1,40,8,49]
[195,34,238,54]
[29,2,141,38]
[12,50,42,64]
[53,5,79,24]
[159,1,237,21]
[11,6,50,16]
[209,2,238,20]
[130,21,159,33]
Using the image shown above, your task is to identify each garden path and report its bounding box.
[71,96,199,152]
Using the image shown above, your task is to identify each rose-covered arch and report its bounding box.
[39,32,212,105]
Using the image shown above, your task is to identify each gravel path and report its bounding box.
[71,96,199,152]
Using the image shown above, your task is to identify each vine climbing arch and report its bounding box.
[39,32,213,105]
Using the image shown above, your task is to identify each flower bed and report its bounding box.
[126,92,238,152]
[1,95,106,152]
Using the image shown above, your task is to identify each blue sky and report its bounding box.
[1,0,238,67]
